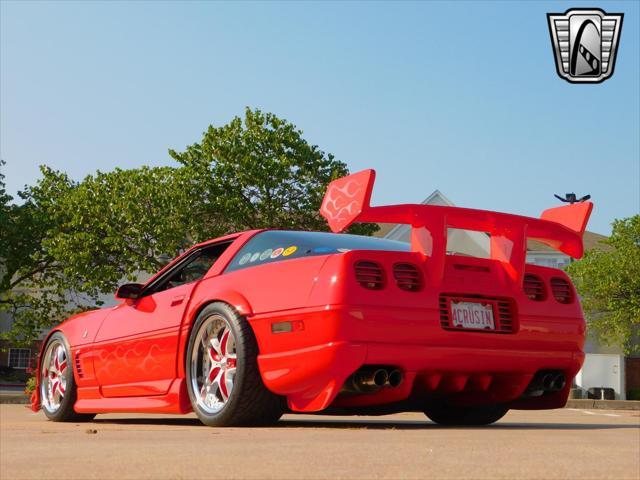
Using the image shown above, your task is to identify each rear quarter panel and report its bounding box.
[176,254,332,376]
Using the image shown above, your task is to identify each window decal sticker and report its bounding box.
[283,246,298,257]
[259,249,273,261]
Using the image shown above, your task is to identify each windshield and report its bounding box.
[225,230,409,272]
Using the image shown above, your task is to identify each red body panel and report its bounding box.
[250,252,584,411]
[31,171,591,418]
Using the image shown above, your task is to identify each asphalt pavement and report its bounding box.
[1,405,638,479]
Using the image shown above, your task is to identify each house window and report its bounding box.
[8,348,31,369]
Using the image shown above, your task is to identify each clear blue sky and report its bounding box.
[1,1,638,235]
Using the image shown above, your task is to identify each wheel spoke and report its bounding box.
[48,355,56,375]
[220,329,230,357]
[55,346,65,370]
[224,369,235,397]
[200,383,208,402]
[218,371,229,400]
[208,347,219,363]
[210,336,223,357]
[208,366,221,384]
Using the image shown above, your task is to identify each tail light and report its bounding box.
[354,261,384,290]
[393,263,423,292]
[550,277,574,304]
[523,274,546,301]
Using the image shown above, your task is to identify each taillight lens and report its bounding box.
[550,277,574,304]
[393,263,423,292]
[354,261,384,290]
[523,273,546,301]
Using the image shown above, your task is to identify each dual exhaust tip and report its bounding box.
[542,372,566,392]
[342,367,403,394]
[524,370,567,397]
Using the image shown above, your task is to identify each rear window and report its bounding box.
[225,230,409,272]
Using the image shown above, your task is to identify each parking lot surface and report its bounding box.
[1,405,638,479]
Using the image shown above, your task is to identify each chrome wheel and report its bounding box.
[40,340,68,413]
[190,315,237,414]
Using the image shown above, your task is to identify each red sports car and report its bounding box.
[32,169,593,426]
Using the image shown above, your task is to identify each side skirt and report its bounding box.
[74,379,192,414]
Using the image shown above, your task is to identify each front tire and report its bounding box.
[40,332,95,422]
[424,404,508,426]
[186,302,283,427]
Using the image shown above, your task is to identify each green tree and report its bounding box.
[567,215,640,354]
[1,166,87,345]
[170,107,376,237]
[1,162,68,345]
[37,166,196,294]
[1,165,198,345]
[0,161,58,295]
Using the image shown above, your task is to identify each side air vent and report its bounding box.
[354,261,385,290]
[393,263,423,292]
[74,352,84,379]
[523,274,546,301]
[550,277,574,304]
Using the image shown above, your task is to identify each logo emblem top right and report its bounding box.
[547,8,624,83]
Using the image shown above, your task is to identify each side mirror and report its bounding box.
[115,283,144,300]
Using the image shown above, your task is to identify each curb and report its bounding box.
[0,394,29,405]
[565,399,640,410]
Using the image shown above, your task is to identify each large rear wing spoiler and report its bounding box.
[320,169,593,284]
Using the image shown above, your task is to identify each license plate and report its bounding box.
[450,301,495,330]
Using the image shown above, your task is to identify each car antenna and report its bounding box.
[553,193,591,204]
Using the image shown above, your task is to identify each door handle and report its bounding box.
[171,295,186,306]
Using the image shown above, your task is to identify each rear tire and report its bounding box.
[186,302,284,427]
[424,404,508,426]
[40,332,95,422]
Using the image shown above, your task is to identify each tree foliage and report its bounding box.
[567,215,640,354]
[0,161,57,294]
[1,162,68,345]
[170,108,376,237]
[37,166,196,294]
[0,109,375,346]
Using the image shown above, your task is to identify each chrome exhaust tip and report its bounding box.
[542,373,555,391]
[551,373,566,391]
[372,369,389,387]
[388,369,403,388]
[352,368,388,389]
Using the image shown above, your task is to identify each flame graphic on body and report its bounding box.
[94,336,169,384]
[320,170,375,232]
[321,180,361,224]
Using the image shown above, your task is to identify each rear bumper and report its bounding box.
[252,305,585,412]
